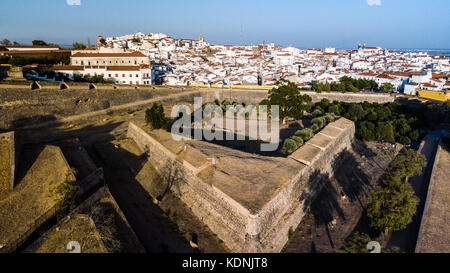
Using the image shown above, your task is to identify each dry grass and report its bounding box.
[0,145,69,246]
[29,214,107,253]
[0,137,11,194]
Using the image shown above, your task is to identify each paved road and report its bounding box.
[386,135,439,252]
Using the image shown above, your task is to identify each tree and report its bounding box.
[356,121,376,141]
[409,130,420,141]
[32,40,48,46]
[399,136,411,146]
[316,99,331,111]
[145,103,169,129]
[380,83,395,93]
[347,104,366,122]
[386,149,426,180]
[1,39,11,45]
[367,179,419,232]
[266,79,312,122]
[73,42,86,50]
[375,122,395,142]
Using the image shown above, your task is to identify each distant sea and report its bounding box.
[393,49,450,57]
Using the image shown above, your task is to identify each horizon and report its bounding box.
[1,0,449,49]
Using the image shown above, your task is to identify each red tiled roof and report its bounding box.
[0,49,71,54]
[71,51,147,58]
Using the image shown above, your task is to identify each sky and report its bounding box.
[1,0,449,49]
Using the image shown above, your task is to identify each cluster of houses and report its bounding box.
[94,33,449,93]
[2,32,449,93]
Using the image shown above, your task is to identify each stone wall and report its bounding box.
[415,140,450,253]
[200,89,394,104]
[0,131,18,191]
[127,118,355,252]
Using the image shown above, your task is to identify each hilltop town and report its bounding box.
[0,31,449,255]
[2,32,449,97]
[69,32,450,92]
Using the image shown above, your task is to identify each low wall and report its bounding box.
[200,89,394,104]
[127,118,355,252]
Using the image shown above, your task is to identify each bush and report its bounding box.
[145,103,169,129]
[328,105,340,115]
[324,113,336,123]
[295,128,314,141]
[398,136,411,145]
[291,136,304,147]
[336,232,372,253]
[312,108,323,117]
[409,130,420,141]
[282,139,298,155]
[312,116,326,128]
[311,124,320,132]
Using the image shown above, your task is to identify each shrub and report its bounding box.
[312,116,326,128]
[295,128,314,141]
[409,130,420,141]
[282,139,298,155]
[145,103,169,129]
[311,124,320,132]
[399,136,411,145]
[291,136,304,147]
[336,232,372,253]
[312,108,323,117]
[324,112,336,123]
[328,105,340,115]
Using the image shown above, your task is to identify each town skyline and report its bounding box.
[1,0,450,49]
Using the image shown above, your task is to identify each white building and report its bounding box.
[52,65,154,85]
[71,51,150,66]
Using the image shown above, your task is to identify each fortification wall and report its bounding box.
[415,141,450,253]
[199,89,394,104]
[127,118,355,252]
[127,123,250,251]
[0,131,18,191]
[253,120,355,252]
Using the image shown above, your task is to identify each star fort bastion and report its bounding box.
[127,115,355,253]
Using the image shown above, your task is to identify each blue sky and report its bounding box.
[1,0,449,49]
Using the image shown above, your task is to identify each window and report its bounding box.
[136,74,139,78]
[129,74,132,77]
[108,74,111,77]
[115,74,118,77]
[122,74,125,77]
